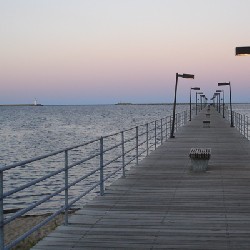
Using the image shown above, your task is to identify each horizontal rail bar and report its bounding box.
[2,138,99,172]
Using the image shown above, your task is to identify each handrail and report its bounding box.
[0,109,191,249]
[223,107,249,140]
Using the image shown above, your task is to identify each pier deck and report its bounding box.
[32,107,250,249]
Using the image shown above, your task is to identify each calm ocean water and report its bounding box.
[1,103,249,215]
[0,104,189,166]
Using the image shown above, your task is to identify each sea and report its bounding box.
[1,103,249,215]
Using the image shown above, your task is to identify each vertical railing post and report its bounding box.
[154,121,157,150]
[160,118,163,144]
[239,114,241,133]
[238,114,240,132]
[121,131,125,178]
[244,115,246,137]
[239,113,240,131]
[237,113,239,130]
[146,123,149,156]
[170,116,172,136]
[175,114,178,131]
[136,126,139,165]
[247,116,249,140]
[166,117,168,141]
[241,114,243,135]
[100,137,104,196]
[238,113,240,130]
[64,150,69,225]
[0,170,4,250]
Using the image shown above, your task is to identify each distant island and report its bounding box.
[116,102,133,105]
[0,98,43,107]
[116,102,186,105]
[0,104,43,107]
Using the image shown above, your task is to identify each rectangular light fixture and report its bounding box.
[218,82,230,86]
[236,46,250,56]
[182,74,194,79]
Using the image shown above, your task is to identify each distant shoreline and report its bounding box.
[0,104,43,107]
[0,103,249,107]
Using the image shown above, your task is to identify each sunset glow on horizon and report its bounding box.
[1,0,250,105]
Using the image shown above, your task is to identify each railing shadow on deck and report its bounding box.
[0,109,193,249]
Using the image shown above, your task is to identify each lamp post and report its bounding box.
[218,82,233,127]
[200,94,205,110]
[170,73,194,138]
[216,89,224,118]
[210,97,215,107]
[216,92,221,113]
[190,87,200,121]
[235,46,250,56]
[214,93,219,112]
[196,92,203,114]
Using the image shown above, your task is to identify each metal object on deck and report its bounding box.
[189,148,211,172]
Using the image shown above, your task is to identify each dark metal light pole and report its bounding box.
[217,92,221,113]
[216,90,224,118]
[170,73,194,138]
[196,92,203,114]
[214,93,219,111]
[218,82,233,127]
[210,97,215,107]
[190,87,200,121]
[200,94,205,110]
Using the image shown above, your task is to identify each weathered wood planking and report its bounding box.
[32,107,250,249]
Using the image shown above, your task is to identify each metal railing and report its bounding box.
[0,110,189,249]
[224,108,249,140]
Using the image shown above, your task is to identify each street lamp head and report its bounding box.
[191,87,200,90]
[216,90,222,92]
[218,82,230,86]
[182,73,194,79]
[197,92,203,94]
[235,46,250,56]
[178,73,194,79]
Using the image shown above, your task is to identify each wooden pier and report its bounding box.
[32,107,250,249]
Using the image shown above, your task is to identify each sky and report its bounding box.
[1,0,250,105]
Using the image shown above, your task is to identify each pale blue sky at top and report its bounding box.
[1,0,250,104]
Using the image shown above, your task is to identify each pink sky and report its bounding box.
[1,0,250,104]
